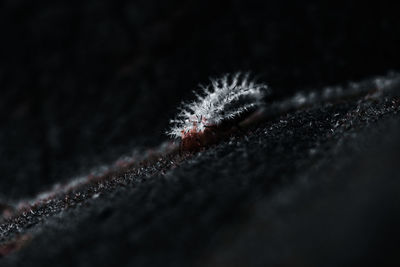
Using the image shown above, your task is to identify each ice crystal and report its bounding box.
[167,72,269,139]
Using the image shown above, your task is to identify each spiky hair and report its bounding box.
[167,72,269,139]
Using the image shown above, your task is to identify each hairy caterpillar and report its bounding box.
[167,72,269,151]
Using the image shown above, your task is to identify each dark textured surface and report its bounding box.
[1,83,399,266]
[1,1,400,198]
[0,1,400,266]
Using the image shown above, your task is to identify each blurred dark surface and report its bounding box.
[0,1,400,266]
[1,84,399,266]
[0,1,399,198]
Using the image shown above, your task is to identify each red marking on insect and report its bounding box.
[168,72,269,152]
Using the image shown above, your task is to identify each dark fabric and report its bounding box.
[0,1,399,266]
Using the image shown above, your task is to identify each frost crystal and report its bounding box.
[167,72,269,139]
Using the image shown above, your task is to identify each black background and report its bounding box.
[1,1,400,266]
[1,1,399,199]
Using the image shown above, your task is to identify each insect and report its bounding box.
[167,72,269,151]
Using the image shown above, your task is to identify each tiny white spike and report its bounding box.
[167,72,269,139]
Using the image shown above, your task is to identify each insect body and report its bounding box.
[167,72,269,151]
